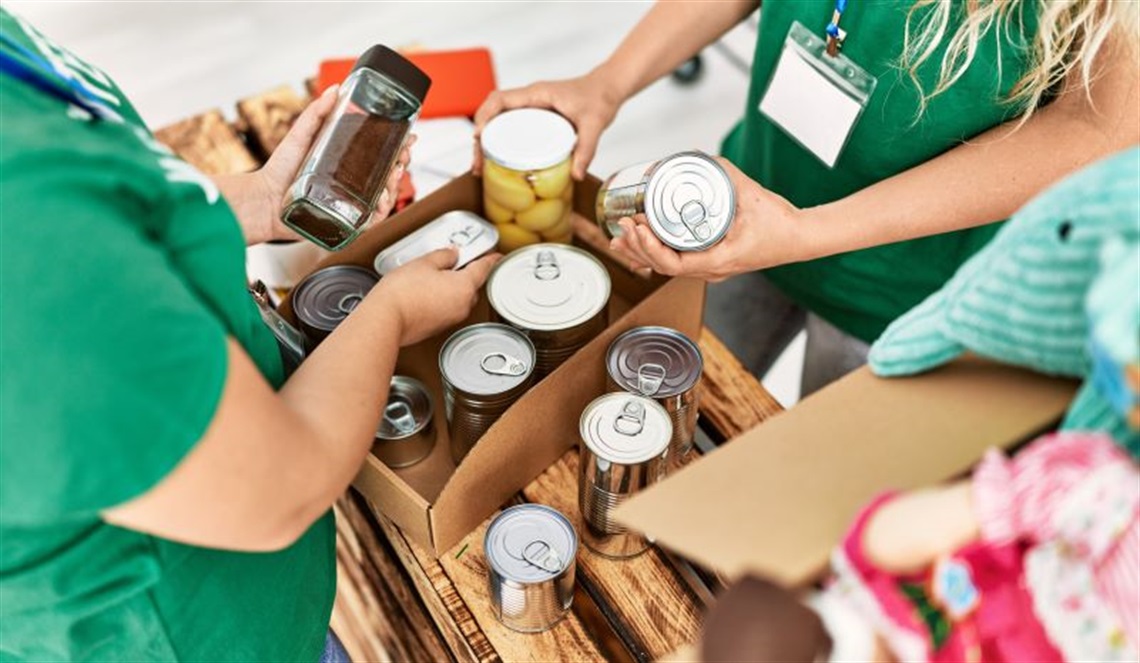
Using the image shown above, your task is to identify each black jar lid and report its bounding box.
[353,45,432,105]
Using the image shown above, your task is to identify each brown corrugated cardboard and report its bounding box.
[614,357,1078,587]
[280,173,706,556]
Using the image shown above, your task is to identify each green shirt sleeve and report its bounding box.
[1,152,230,523]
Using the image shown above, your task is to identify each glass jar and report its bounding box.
[480,109,576,253]
[282,45,431,250]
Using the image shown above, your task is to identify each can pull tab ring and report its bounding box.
[534,249,561,281]
[384,401,416,434]
[522,540,564,574]
[614,400,646,436]
[680,200,712,241]
[337,292,364,314]
[449,225,482,247]
[636,363,667,396]
[480,352,528,377]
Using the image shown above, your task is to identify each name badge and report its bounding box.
[759,21,876,168]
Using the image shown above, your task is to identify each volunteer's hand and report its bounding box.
[473,71,624,181]
[609,158,809,282]
[375,248,500,346]
[216,84,415,246]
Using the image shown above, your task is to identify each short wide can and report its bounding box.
[487,243,610,378]
[373,376,436,468]
[578,393,672,559]
[485,504,577,633]
[596,150,734,251]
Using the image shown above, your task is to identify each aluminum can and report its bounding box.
[578,393,672,559]
[486,244,610,379]
[373,376,436,468]
[596,150,734,251]
[606,326,703,457]
[485,504,577,633]
[372,211,499,276]
[291,265,379,351]
[440,323,536,464]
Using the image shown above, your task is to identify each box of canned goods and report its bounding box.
[277,172,706,558]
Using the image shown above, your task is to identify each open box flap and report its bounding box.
[431,275,706,553]
[613,357,1079,586]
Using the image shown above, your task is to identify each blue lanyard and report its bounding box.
[0,31,112,119]
[825,0,849,55]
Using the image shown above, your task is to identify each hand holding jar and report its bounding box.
[479,109,577,252]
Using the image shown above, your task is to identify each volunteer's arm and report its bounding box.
[102,250,497,552]
[615,33,1140,280]
[473,0,759,179]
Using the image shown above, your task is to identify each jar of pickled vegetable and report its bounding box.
[480,109,576,252]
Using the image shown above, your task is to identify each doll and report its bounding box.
[702,430,1139,663]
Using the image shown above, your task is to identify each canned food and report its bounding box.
[373,211,499,276]
[440,323,536,464]
[578,394,672,559]
[291,265,379,350]
[596,150,734,251]
[481,109,577,252]
[373,376,436,468]
[487,244,610,378]
[606,326,703,457]
[485,504,577,633]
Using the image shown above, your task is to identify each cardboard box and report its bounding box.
[615,357,1079,587]
[280,173,706,556]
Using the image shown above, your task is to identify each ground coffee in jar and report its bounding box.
[282,45,431,250]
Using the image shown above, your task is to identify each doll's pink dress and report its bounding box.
[828,432,1139,663]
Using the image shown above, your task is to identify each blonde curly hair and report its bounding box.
[903,0,1140,123]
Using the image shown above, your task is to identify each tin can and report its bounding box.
[291,265,379,351]
[373,211,499,276]
[485,504,577,633]
[578,393,672,559]
[373,376,436,468]
[596,150,734,251]
[486,244,610,379]
[440,323,536,464]
[606,326,703,457]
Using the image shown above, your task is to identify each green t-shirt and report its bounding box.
[0,10,334,661]
[723,0,1037,342]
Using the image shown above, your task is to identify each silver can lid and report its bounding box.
[580,393,672,464]
[373,211,499,276]
[487,244,611,332]
[607,326,703,397]
[485,504,577,582]
[644,151,734,250]
[439,323,536,395]
[377,376,433,440]
[292,265,379,332]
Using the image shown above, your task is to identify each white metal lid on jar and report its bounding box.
[481,109,577,171]
[487,244,610,332]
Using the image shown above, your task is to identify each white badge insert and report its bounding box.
[759,21,876,168]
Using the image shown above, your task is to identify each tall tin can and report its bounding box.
[596,150,734,251]
[485,504,578,633]
[373,376,436,468]
[487,244,610,379]
[578,393,672,559]
[291,265,379,351]
[606,326,703,457]
[440,323,536,464]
